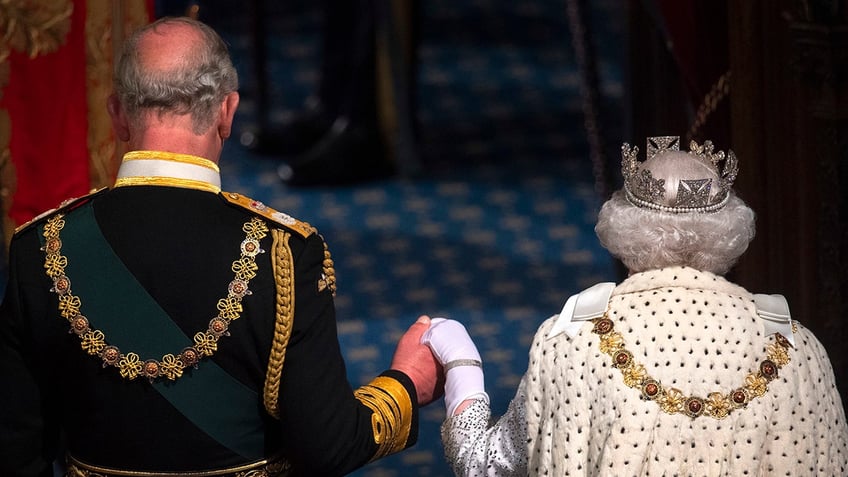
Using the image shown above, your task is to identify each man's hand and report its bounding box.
[390,315,445,406]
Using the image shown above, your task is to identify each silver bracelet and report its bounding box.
[444,359,483,372]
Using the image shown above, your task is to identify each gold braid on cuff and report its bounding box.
[354,376,413,461]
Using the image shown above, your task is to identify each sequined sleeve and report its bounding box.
[440,379,529,476]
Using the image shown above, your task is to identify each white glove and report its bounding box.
[421,318,488,416]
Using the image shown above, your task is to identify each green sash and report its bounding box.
[42,202,265,459]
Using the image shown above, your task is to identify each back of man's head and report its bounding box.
[114,17,239,135]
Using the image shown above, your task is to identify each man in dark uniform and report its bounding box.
[0,17,441,476]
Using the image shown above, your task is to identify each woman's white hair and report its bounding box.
[596,149,756,275]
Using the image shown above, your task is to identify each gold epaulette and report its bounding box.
[14,187,108,236]
[220,192,314,238]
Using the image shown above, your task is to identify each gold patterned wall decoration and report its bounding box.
[0,0,74,64]
[85,0,150,190]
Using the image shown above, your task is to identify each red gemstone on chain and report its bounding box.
[181,347,200,368]
[593,318,614,334]
[240,238,262,257]
[209,317,229,337]
[686,397,704,416]
[45,237,62,253]
[101,346,121,366]
[643,380,660,399]
[52,276,71,294]
[228,279,250,298]
[70,315,90,335]
[143,360,160,378]
[760,359,778,380]
[614,350,632,367]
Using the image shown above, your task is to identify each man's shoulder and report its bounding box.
[13,188,109,237]
[219,191,316,239]
[220,191,337,295]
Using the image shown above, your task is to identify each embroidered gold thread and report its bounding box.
[354,376,413,460]
[113,176,221,193]
[122,150,221,171]
[591,314,793,419]
[41,214,268,382]
[263,229,295,418]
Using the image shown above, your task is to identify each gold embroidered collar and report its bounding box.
[114,150,222,193]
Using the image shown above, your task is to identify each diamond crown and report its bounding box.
[621,136,739,213]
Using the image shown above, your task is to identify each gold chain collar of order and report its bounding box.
[591,314,793,419]
[41,213,269,382]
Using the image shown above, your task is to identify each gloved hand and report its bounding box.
[421,318,488,416]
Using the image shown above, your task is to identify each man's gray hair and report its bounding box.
[113,17,239,134]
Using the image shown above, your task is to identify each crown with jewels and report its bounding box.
[621,136,739,213]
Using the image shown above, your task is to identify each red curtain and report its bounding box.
[1,2,90,226]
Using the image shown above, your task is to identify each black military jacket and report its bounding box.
[0,154,418,477]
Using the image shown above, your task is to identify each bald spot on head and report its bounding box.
[136,21,203,75]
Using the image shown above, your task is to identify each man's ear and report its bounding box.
[107,94,131,142]
[217,91,240,140]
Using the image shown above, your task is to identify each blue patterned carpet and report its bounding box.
[194,1,622,475]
